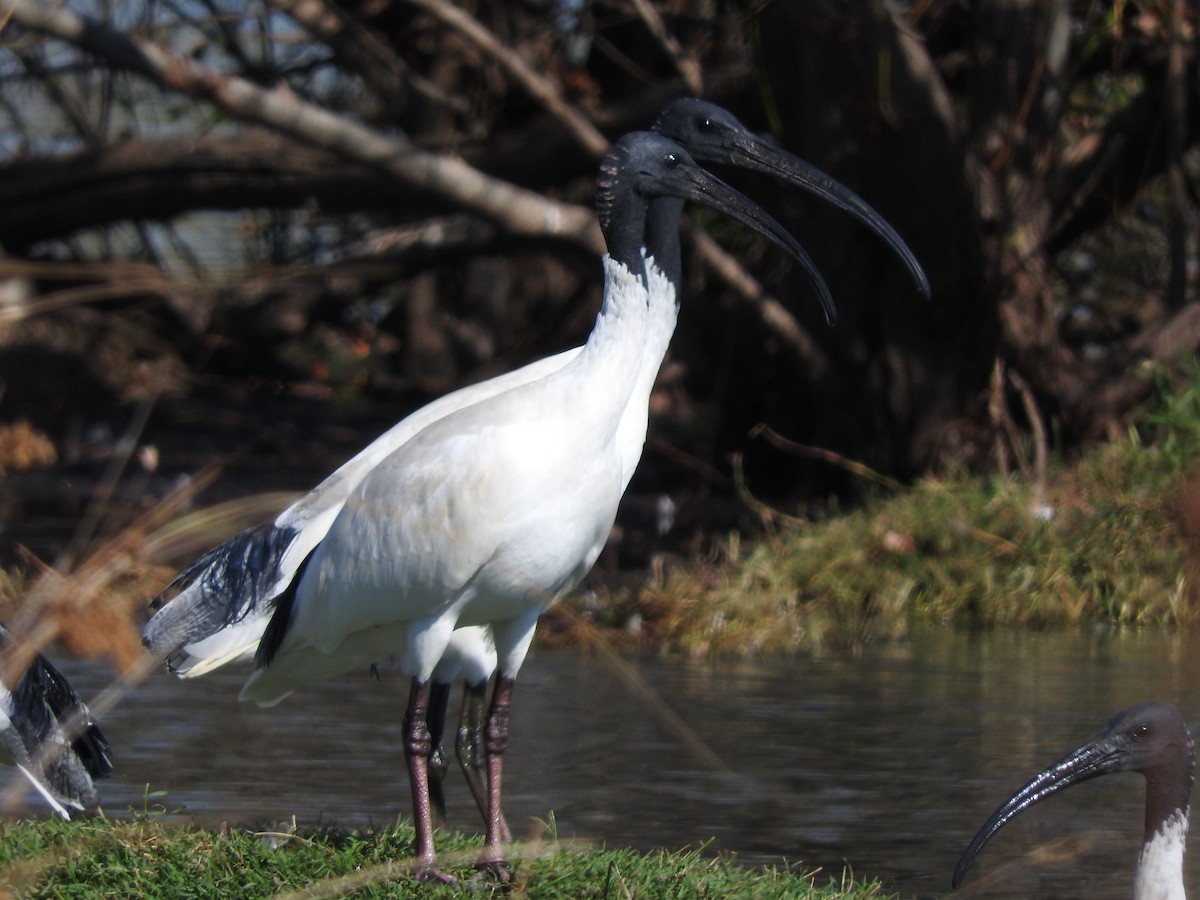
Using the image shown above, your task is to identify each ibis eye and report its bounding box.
[1133,723,1151,741]
[698,117,714,133]
[664,153,680,169]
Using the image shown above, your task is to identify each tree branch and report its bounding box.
[688,231,830,378]
[402,0,609,158]
[5,0,604,253]
[3,0,848,376]
[1048,53,1200,256]
[270,0,467,119]
[626,0,703,97]
[0,131,404,248]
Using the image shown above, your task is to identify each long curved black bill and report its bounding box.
[952,735,1126,889]
[670,161,837,324]
[728,137,930,299]
[655,100,931,300]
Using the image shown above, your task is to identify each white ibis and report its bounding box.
[953,701,1194,899]
[232,132,827,883]
[0,624,113,819]
[148,132,824,881]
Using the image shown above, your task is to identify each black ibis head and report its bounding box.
[596,131,836,323]
[953,701,1195,890]
[653,98,931,302]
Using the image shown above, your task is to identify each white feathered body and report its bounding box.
[152,348,579,676]
[240,256,663,705]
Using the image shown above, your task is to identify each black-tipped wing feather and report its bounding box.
[12,653,114,784]
[1,626,112,815]
[144,522,299,655]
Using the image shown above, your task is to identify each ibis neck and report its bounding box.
[1145,760,1194,846]
[574,254,649,409]
[613,259,678,490]
[1135,754,1193,900]
[602,191,652,277]
[1135,805,1188,900]
[645,197,685,291]
[592,192,683,486]
[608,196,685,487]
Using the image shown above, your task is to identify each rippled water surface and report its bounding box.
[11,627,1200,898]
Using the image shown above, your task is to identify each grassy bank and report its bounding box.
[555,360,1200,657]
[0,816,891,899]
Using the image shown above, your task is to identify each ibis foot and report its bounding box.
[473,859,513,884]
[414,866,456,885]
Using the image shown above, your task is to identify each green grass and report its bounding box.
[0,816,892,899]
[606,462,1176,658]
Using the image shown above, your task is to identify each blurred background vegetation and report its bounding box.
[0,0,1198,662]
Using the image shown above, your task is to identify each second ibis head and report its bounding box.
[654,97,931,308]
[954,701,1194,897]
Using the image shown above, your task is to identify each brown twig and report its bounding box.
[4,464,223,678]
[60,393,158,570]
[1008,368,1048,504]
[271,0,467,117]
[748,423,905,492]
[988,357,1014,477]
[402,0,609,158]
[626,0,703,96]
[729,451,808,529]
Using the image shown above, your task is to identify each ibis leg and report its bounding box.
[476,674,515,881]
[403,678,452,884]
[457,678,512,842]
[426,680,452,831]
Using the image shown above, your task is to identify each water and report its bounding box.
[9,626,1200,898]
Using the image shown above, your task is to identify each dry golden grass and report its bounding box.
[0,420,55,475]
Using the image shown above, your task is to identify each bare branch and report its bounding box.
[625,0,703,96]
[0,130,392,248]
[5,0,604,253]
[270,0,467,118]
[1048,42,1200,255]
[3,0,881,380]
[402,0,609,158]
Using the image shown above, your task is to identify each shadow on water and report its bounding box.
[11,626,1200,899]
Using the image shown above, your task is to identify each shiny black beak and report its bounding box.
[952,730,1129,889]
[953,701,1193,890]
[655,99,931,301]
[669,162,838,324]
